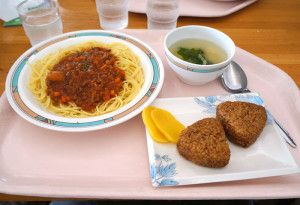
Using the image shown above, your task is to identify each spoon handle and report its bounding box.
[246,88,296,148]
[273,118,297,148]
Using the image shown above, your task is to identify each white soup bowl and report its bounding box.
[164,25,235,85]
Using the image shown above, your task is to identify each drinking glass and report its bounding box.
[96,0,129,30]
[16,0,63,46]
[146,0,179,30]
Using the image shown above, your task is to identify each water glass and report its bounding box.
[16,0,63,46]
[96,0,129,30]
[146,0,179,30]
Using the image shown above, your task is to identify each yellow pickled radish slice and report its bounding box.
[142,106,169,143]
[151,108,185,143]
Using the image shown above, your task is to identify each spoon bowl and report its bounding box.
[221,61,249,93]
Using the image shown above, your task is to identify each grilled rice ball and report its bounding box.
[177,118,230,168]
[216,101,267,148]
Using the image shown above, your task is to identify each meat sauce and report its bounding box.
[46,47,126,112]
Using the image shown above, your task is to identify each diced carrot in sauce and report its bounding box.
[104,89,110,101]
[117,82,123,88]
[60,95,68,103]
[100,64,106,70]
[47,71,64,82]
[54,91,61,97]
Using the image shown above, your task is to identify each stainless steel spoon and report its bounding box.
[221,61,297,148]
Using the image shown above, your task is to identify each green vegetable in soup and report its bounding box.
[177,47,209,65]
[169,38,228,65]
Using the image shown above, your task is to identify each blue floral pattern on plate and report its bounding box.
[194,93,274,124]
[150,154,179,187]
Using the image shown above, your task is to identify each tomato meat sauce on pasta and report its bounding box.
[46,47,126,112]
[29,41,144,118]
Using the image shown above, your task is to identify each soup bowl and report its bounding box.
[164,25,235,85]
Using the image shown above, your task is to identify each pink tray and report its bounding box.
[129,0,257,17]
[1,29,300,199]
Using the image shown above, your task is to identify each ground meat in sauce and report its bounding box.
[46,47,126,112]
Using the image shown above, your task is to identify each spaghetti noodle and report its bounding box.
[28,40,145,118]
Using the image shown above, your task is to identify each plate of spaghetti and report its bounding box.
[5,30,164,132]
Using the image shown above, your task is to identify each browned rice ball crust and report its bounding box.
[177,118,230,168]
[216,101,267,148]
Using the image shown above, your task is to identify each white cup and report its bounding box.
[146,0,179,30]
[96,0,129,30]
[16,0,63,46]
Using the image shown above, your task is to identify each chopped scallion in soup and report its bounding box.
[169,38,228,65]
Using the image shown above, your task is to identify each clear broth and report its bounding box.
[169,38,228,65]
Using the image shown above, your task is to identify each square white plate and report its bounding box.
[145,93,300,187]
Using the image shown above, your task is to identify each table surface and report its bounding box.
[0,0,299,201]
